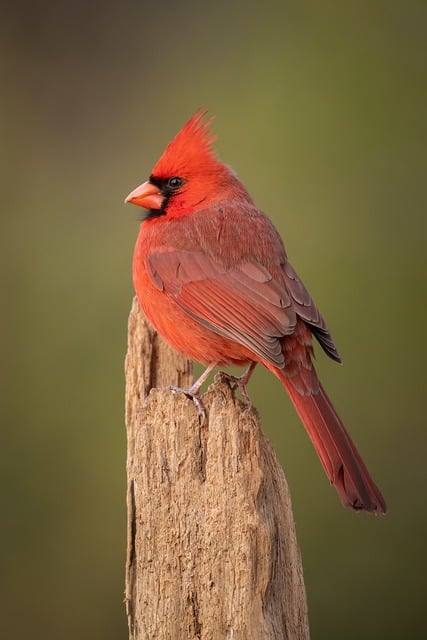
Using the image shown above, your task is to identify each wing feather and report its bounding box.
[284,262,341,362]
[147,241,340,366]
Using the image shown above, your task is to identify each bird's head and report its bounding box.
[125,110,244,219]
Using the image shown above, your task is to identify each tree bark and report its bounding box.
[125,297,310,640]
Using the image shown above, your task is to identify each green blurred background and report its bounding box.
[2,1,426,638]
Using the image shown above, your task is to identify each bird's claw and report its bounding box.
[218,372,252,408]
[166,385,207,422]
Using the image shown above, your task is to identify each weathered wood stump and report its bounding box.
[125,298,309,639]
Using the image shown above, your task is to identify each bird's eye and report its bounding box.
[166,176,184,190]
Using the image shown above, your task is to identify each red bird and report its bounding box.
[125,111,386,514]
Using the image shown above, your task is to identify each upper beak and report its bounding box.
[124,180,163,210]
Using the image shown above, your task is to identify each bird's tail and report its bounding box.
[275,368,387,513]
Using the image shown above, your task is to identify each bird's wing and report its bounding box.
[147,248,296,367]
[282,262,341,362]
[147,246,339,367]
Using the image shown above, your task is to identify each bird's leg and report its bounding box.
[219,362,257,406]
[167,362,217,419]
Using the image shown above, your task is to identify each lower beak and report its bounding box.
[125,180,163,209]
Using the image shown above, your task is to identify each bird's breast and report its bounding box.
[132,228,252,367]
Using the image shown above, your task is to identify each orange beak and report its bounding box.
[124,180,163,210]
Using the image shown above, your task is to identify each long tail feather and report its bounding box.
[276,369,387,513]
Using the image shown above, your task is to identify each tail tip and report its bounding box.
[342,489,387,515]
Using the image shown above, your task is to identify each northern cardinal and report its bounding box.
[125,111,386,514]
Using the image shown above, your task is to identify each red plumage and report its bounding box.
[125,111,386,514]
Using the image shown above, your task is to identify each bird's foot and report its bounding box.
[218,373,251,406]
[167,383,207,421]
[165,363,219,422]
[218,362,257,408]
[166,376,211,423]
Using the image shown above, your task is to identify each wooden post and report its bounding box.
[125,298,310,640]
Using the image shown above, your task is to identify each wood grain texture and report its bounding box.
[125,297,309,639]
